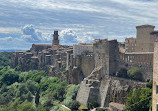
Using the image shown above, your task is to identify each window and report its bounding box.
[156,85,158,94]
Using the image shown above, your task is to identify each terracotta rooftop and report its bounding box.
[74,43,93,46]
[33,44,52,46]
[16,51,25,53]
[25,52,32,54]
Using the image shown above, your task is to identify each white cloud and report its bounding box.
[1,0,158,50]
[21,24,50,43]
[59,29,78,45]
[0,27,21,34]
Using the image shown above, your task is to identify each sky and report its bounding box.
[0,0,158,50]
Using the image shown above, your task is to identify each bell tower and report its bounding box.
[52,31,59,45]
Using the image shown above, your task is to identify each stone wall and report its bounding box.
[81,54,95,77]
[120,52,153,81]
[93,39,120,79]
[152,42,158,111]
[125,37,136,52]
[73,43,93,58]
[30,44,52,56]
[109,77,146,104]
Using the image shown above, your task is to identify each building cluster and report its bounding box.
[11,25,158,110]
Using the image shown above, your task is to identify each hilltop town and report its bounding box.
[11,24,158,110]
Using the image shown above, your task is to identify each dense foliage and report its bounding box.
[0,52,13,67]
[116,68,128,78]
[116,67,143,81]
[125,88,152,111]
[127,67,143,81]
[0,67,80,111]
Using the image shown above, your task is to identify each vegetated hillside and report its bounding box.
[0,52,13,67]
[0,67,80,111]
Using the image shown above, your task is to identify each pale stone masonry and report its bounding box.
[73,43,93,58]
[152,42,158,111]
[125,37,136,52]
[135,25,155,52]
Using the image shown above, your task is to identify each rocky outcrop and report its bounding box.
[76,74,146,107]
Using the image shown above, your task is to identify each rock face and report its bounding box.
[76,76,146,107]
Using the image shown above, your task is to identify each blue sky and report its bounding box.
[0,0,158,50]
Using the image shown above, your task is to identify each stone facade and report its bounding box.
[93,39,119,79]
[119,42,125,53]
[125,37,136,52]
[135,25,155,52]
[152,42,158,111]
[73,43,93,58]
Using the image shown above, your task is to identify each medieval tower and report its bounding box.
[52,31,59,45]
[135,25,155,52]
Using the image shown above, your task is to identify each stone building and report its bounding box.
[73,43,93,58]
[119,52,153,81]
[76,39,146,107]
[135,25,156,52]
[118,42,125,53]
[152,42,158,111]
[125,37,136,52]
[52,31,59,45]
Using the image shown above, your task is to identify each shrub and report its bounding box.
[127,67,142,81]
[87,101,99,109]
[69,100,80,110]
[63,85,80,108]
[146,80,153,89]
[125,88,152,111]
[96,108,108,111]
[116,68,128,78]
[1,70,19,85]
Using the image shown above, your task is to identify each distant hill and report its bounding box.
[0,49,26,52]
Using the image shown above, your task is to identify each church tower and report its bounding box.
[52,31,59,45]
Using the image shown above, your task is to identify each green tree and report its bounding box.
[17,101,36,111]
[69,100,80,110]
[40,77,67,102]
[1,70,19,85]
[0,52,13,67]
[63,85,80,107]
[125,88,152,111]
[146,80,153,89]
[127,67,143,81]
[116,68,128,78]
